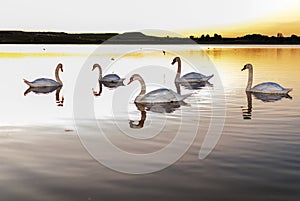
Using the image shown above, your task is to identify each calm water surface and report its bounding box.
[0,45,299,201]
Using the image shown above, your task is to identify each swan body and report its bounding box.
[136,88,190,103]
[172,57,214,83]
[128,74,192,104]
[242,64,292,94]
[24,63,63,87]
[92,63,125,85]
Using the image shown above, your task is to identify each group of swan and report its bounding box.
[23,57,292,105]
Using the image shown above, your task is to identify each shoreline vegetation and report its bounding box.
[0,31,300,44]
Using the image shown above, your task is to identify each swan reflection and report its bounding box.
[24,86,64,107]
[242,92,253,120]
[253,93,292,102]
[242,92,292,119]
[177,81,213,90]
[129,102,187,129]
[93,80,124,97]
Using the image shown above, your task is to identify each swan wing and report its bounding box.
[137,89,191,103]
[181,72,213,82]
[252,82,291,94]
[101,74,123,82]
[27,78,61,87]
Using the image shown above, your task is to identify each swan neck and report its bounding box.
[97,66,103,79]
[176,59,181,80]
[246,67,253,91]
[175,82,181,95]
[55,66,62,85]
[138,77,146,95]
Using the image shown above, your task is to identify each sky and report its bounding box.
[0,0,300,37]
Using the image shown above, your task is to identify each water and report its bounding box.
[0,45,299,200]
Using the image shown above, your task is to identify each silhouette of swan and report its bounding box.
[241,64,292,94]
[242,91,292,119]
[171,57,214,83]
[23,63,63,87]
[92,63,125,88]
[127,74,192,104]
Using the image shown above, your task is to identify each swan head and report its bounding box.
[127,74,142,85]
[242,64,253,71]
[171,57,181,65]
[57,63,63,72]
[92,63,101,71]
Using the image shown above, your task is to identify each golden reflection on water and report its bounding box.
[205,47,300,90]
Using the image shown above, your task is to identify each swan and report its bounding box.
[92,64,125,87]
[127,74,192,104]
[171,57,214,83]
[241,64,292,94]
[23,63,63,87]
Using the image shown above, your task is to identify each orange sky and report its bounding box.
[1,0,300,37]
[183,5,300,37]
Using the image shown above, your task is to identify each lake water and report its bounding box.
[0,45,299,201]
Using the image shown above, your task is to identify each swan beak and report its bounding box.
[241,66,246,71]
[171,61,176,65]
[61,67,64,72]
[127,80,133,85]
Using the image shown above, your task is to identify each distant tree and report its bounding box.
[291,34,298,39]
[200,34,205,39]
[205,34,210,39]
[277,33,283,38]
[213,33,222,39]
[190,35,194,39]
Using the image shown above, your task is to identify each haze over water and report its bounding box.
[0,45,299,201]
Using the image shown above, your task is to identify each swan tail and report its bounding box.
[179,93,193,101]
[23,79,32,87]
[205,74,214,81]
[120,78,126,85]
[285,88,293,94]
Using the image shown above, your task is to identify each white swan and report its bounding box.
[171,57,214,83]
[24,63,63,87]
[127,74,192,104]
[92,63,125,86]
[242,64,292,94]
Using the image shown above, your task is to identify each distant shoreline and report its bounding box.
[0,31,300,45]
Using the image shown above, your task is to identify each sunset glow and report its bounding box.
[0,0,299,37]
